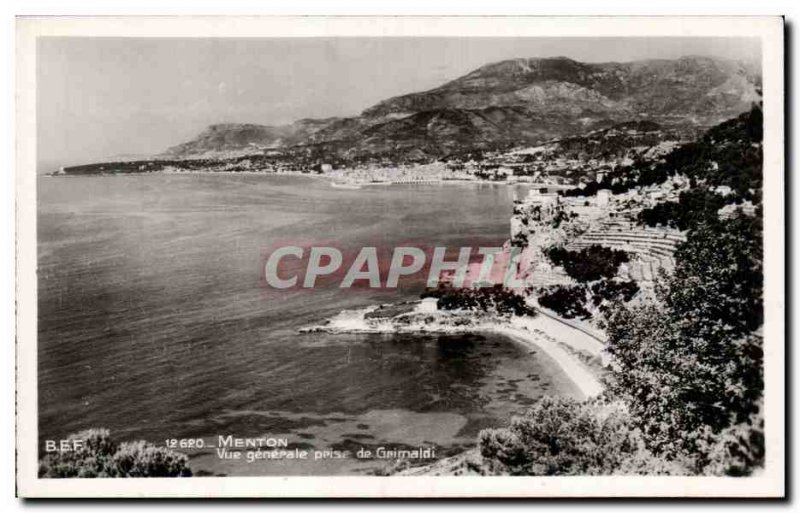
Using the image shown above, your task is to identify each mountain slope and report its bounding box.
[165,118,342,158]
[164,56,760,160]
[364,56,758,121]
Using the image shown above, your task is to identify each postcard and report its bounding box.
[15,15,785,498]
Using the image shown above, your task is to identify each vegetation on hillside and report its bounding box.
[563,105,763,204]
[537,284,592,319]
[421,284,534,317]
[638,188,727,230]
[537,278,639,320]
[603,212,763,472]
[544,244,630,283]
[479,106,765,476]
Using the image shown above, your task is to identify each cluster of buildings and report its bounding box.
[441,135,681,187]
[324,162,452,185]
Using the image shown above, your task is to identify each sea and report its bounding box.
[37,173,580,475]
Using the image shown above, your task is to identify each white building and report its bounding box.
[419,297,439,313]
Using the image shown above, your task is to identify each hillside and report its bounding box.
[563,105,764,202]
[164,56,760,161]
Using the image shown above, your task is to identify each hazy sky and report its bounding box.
[37,37,760,167]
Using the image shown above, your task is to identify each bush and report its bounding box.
[545,245,629,283]
[112,441,194,477]
[478,397,672,475]
[39,429,192,478]
[38,429,118,478]
[590,279,639,310]
[537,284,590,319]
[421,284,534,316]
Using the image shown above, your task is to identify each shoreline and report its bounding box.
[301,303,605,400]
[300,302,607,476]
[48,169,568,190]
[491,322,603,400]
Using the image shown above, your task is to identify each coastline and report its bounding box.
[300,302,608,476]
[301,303,605,400]
[493,320,604,400]
[50,168,568,191]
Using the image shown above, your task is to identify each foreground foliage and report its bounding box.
[488,211,764,476]
[604,213,763,471]
[479,397,679,475]
[39,429,192,478]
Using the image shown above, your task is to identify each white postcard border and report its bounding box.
[15,15,785,498]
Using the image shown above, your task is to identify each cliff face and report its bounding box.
[164,56,760,160]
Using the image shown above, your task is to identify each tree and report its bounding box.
[590,279,640,310]
[604,212,763,470]
[697,397,765,476]
[665,214,763,341]
[545,245,629,283]
[39,429,192,478]
[478,396,672,475]
[421,284,534,316]
[638,189,726,230]
[537,284,591,319]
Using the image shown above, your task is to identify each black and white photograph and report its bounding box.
[13,15,785,498]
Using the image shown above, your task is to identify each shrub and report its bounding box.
[39,429,192,478]
[545,245,629,283]
[112,441,193,477]
[478,397,671,475]
[537,284,590,319]
[421,285,534,316]
[560,105,762,201]
[590,279,639,309]
[38,429,118,478]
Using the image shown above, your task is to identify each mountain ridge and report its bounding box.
[163,55,760,161]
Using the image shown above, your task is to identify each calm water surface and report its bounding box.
[37,174,579,475]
